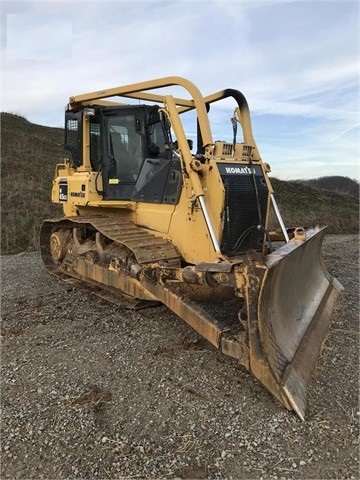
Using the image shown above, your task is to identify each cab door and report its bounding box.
[102,110,144,200]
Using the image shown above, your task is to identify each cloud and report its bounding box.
[1,0,359,179]
[6,13,72,60]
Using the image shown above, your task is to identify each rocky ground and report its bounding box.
[1,234,359,479]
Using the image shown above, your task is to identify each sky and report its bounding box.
[1,0,359,180]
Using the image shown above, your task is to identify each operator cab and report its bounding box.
[64,105,182,203]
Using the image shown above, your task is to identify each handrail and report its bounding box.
[68,76,257,151]
[68,76,214,146]
[203,88,256,146]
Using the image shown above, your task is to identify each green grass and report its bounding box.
[1,113,63,254]
[269,177,359,234]
[1,112,358,255]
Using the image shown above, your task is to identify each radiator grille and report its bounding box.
[222,143,233,155]
[242,145,252,158]
[219,167,268,255]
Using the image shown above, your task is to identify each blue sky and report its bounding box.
[1,0,359,180]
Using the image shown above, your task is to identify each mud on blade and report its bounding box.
[244,227,344,420]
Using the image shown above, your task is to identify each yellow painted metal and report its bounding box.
[204,91,256,148]
[164,95,205,199]
[68,76,213,147]
[79,114,92,172]
[166,160,225,263]
[140,275,225,349]
[135,203,175,235]
[76,257,158,302]
[86,201,135,210]
[52,171,102,206]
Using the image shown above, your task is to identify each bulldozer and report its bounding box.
[40,76,343,420]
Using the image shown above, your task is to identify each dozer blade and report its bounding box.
[244,227,343,420]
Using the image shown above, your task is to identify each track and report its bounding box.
[40,216,181,309]
[39,215,245,352]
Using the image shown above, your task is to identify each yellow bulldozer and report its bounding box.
[40,76,343,420]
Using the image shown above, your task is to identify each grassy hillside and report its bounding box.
[269,177,358,233]
[1,113,63,254]
[1,113,359,255]
[295,176,359,199]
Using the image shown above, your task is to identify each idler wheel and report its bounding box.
[50,230,69,262]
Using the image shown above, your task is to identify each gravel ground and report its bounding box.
[1,234,359,480]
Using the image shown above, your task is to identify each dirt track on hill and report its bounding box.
[1,234,359,479]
